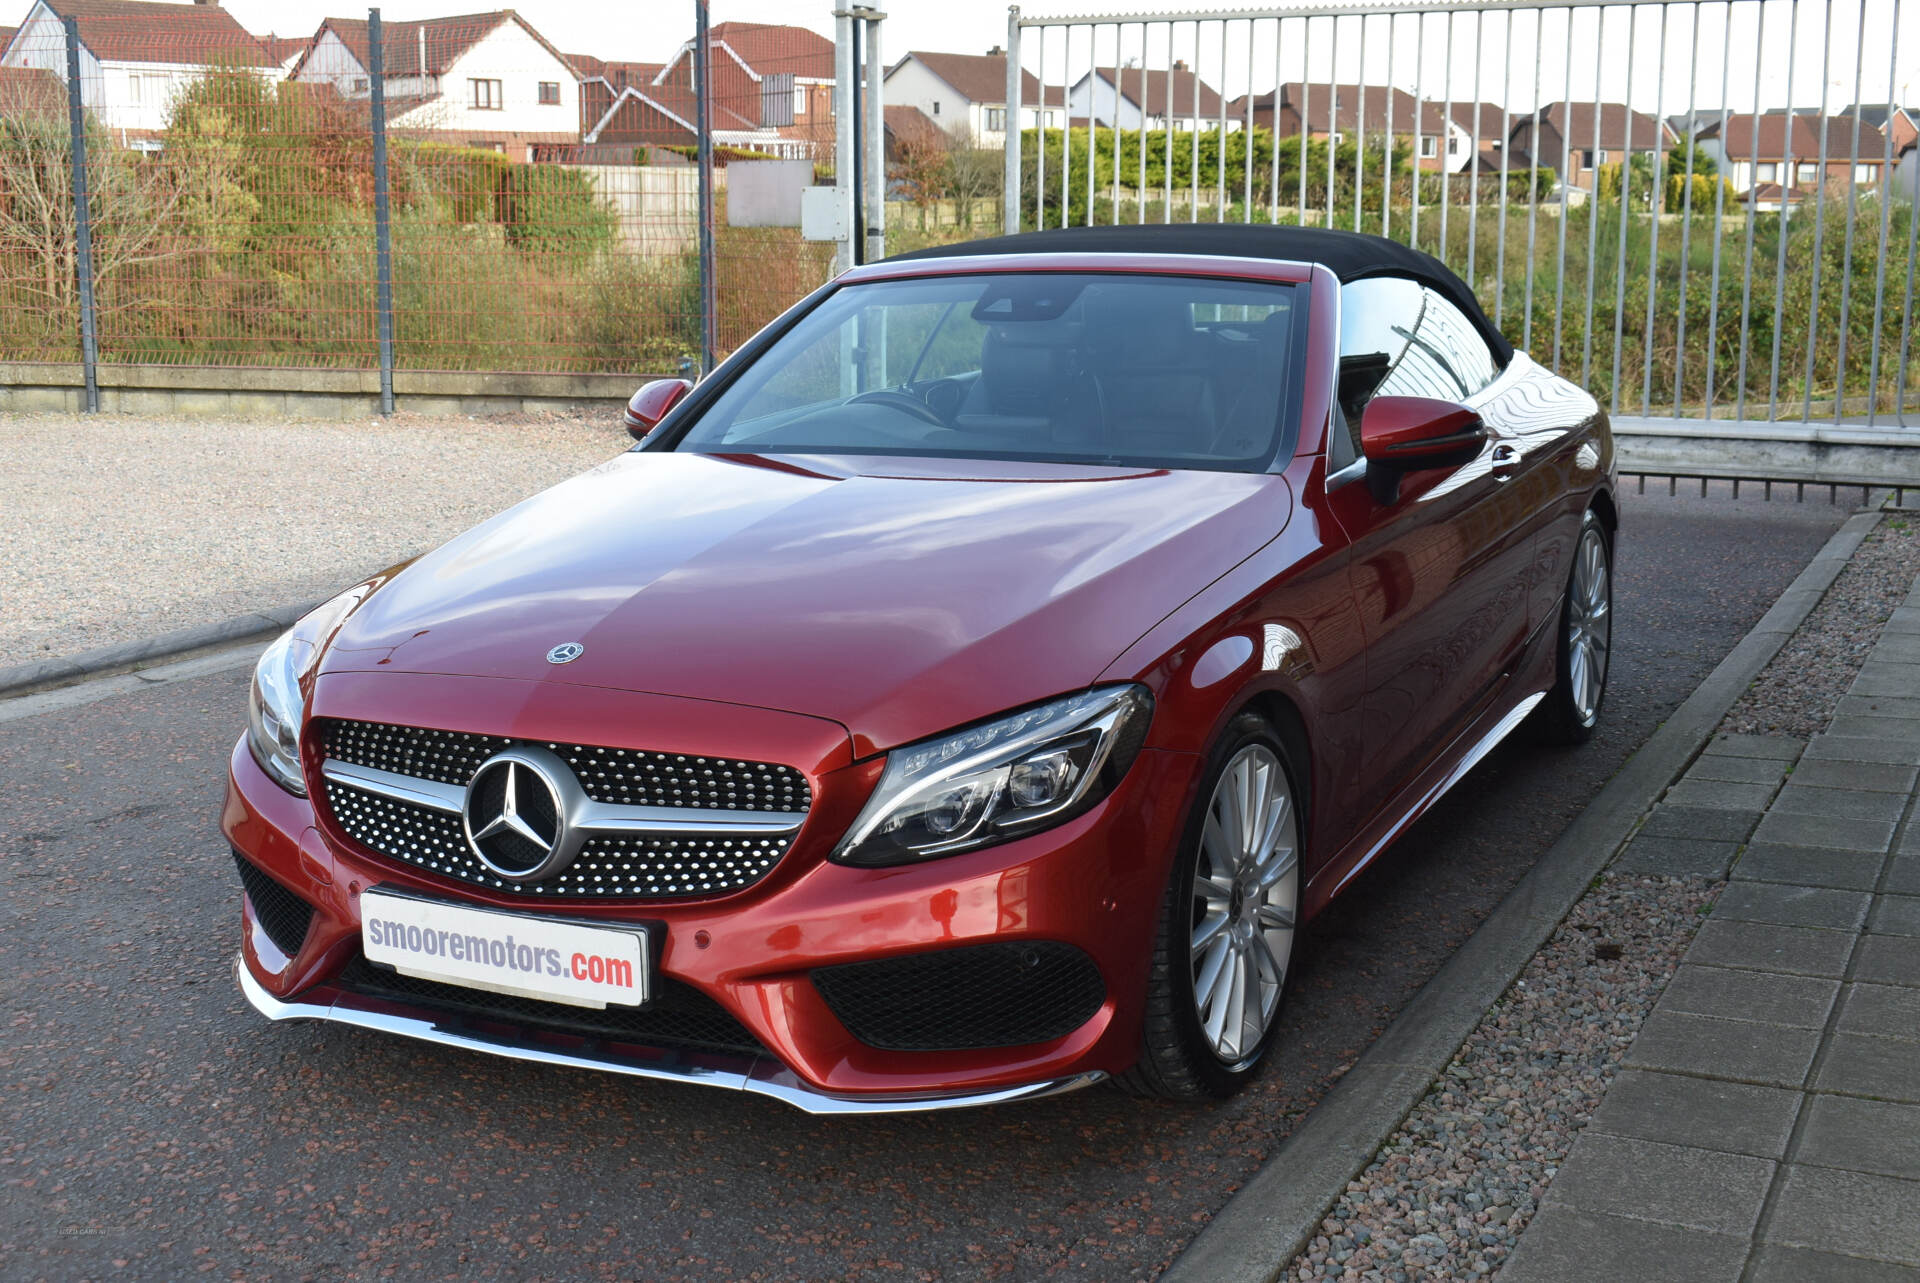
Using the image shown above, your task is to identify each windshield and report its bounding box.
[671,272,1304,471]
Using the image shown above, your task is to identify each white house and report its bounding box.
[291,11,580,160]
[884,49,1062,150]
[1066,61,1232,132]
[0,0,276,143]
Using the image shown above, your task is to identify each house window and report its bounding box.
[793,85,806,115]
[1329,131,1343,145]
[352,76,369,93]
[1595,149,1608,165]
[1757,162,1778,182]
[1580,149,1595,169]
[986,106,1006,132]
[1420,137,1437,158]
[931,99,940,116]
[1857,163,1875,181]
[470,78,503,110]
[538,81,560,105]
[1448,136,1460,155]
[1797,162,1818,183]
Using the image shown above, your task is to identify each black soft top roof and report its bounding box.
[890,223,1513,364]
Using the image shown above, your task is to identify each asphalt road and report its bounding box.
[0,485,1852,1283]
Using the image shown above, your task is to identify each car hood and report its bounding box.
[319,451,1291,754]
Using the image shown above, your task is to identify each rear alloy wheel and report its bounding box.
[1121,713,1301,1100]
[1538,510,1612,744]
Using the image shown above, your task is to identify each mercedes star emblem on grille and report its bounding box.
[462,749,576,881]
[546,642,585,664]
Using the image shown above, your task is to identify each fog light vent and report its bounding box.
[812,942,1105,1052]
[232,851,315,957]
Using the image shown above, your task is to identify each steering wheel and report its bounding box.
[846,389,948,428]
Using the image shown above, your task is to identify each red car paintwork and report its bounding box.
[226,251,1615,1103]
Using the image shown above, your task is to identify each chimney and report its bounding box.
[987,45,1003,57]
[1172,59,1188,73]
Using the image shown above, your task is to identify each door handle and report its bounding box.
[1490,443,1521,478]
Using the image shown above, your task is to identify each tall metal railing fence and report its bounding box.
[1002,0,1920,427]
[0,7,838,397]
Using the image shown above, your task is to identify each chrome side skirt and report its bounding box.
[234,955,1105,1116]
[1327,690,1548,902]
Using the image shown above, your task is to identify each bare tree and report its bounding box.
[940,123,998,229]
[0,80,183,342]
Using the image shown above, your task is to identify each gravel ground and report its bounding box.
[1724,512,1917,736]
[1286,876,1722,1282]
[0,410,630,670]
[1287,506,1906,1283]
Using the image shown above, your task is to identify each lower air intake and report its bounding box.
[812,942,1106,1052]
[232,851,315,957]
[333,957,770,1059]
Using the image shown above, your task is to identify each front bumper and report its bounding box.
[233,953,1106,1114]
[224,707,1199,1112]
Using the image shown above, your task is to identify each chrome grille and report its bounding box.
[321,719,811,812]
[317,719,810,899]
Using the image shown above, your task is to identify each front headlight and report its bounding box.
[247,629,308,795]
[832,685,1154,868]
[244,586,371,796]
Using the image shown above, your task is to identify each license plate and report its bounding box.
[360,889,652,1009]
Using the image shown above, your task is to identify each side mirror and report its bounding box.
[1359,395,1487,503]
[625,378,692,440]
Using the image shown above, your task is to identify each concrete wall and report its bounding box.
[572,164,697,254]
[0,364,651,420]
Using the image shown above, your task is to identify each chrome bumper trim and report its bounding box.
[233,954,1105,1115]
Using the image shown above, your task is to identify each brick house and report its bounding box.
[587,21,835,160]
[1,0,276,146]
[1694,112,1891,209]
[290,11,581,161]
[1234,83,1473,172]
[884,49,1064,151]
[1509,102,1677,191]
[1066,60,1228,132]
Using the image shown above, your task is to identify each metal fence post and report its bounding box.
[368,8,395,415]
[1004,7,1022,234]
[834,9,857,274]
[62,16,98,413]
[695,0,717,374]
[863,10,885,264]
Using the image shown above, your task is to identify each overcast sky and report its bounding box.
[212,0,1914,118]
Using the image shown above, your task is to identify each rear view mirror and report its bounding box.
[1359,395,1486,502]
[625,378,692,440]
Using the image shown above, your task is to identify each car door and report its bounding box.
[1325,278,1536,817]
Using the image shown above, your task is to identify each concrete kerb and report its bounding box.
[1162,505,1887,1283]
[0,598,324,700]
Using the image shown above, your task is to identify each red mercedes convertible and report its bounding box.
[226,225,1615,1113]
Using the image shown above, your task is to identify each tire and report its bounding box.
[1119,711,1303,1101]
[1536,508,1613,745]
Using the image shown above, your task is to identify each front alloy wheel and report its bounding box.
[1539,509,1612,743]
[1190,744,1299,1064]
[1122,713,1301,1099]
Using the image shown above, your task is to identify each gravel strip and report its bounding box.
[1285,874,1721,1282]
[0,410,630,670]
[1723,513,1917,737]
[1287,510,1908,1282]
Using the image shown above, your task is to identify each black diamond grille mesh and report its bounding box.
[326,784,792,899]
[811,943,1106,1052]
[322,719,810,812]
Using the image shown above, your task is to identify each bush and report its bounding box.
[499,163,616,258]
